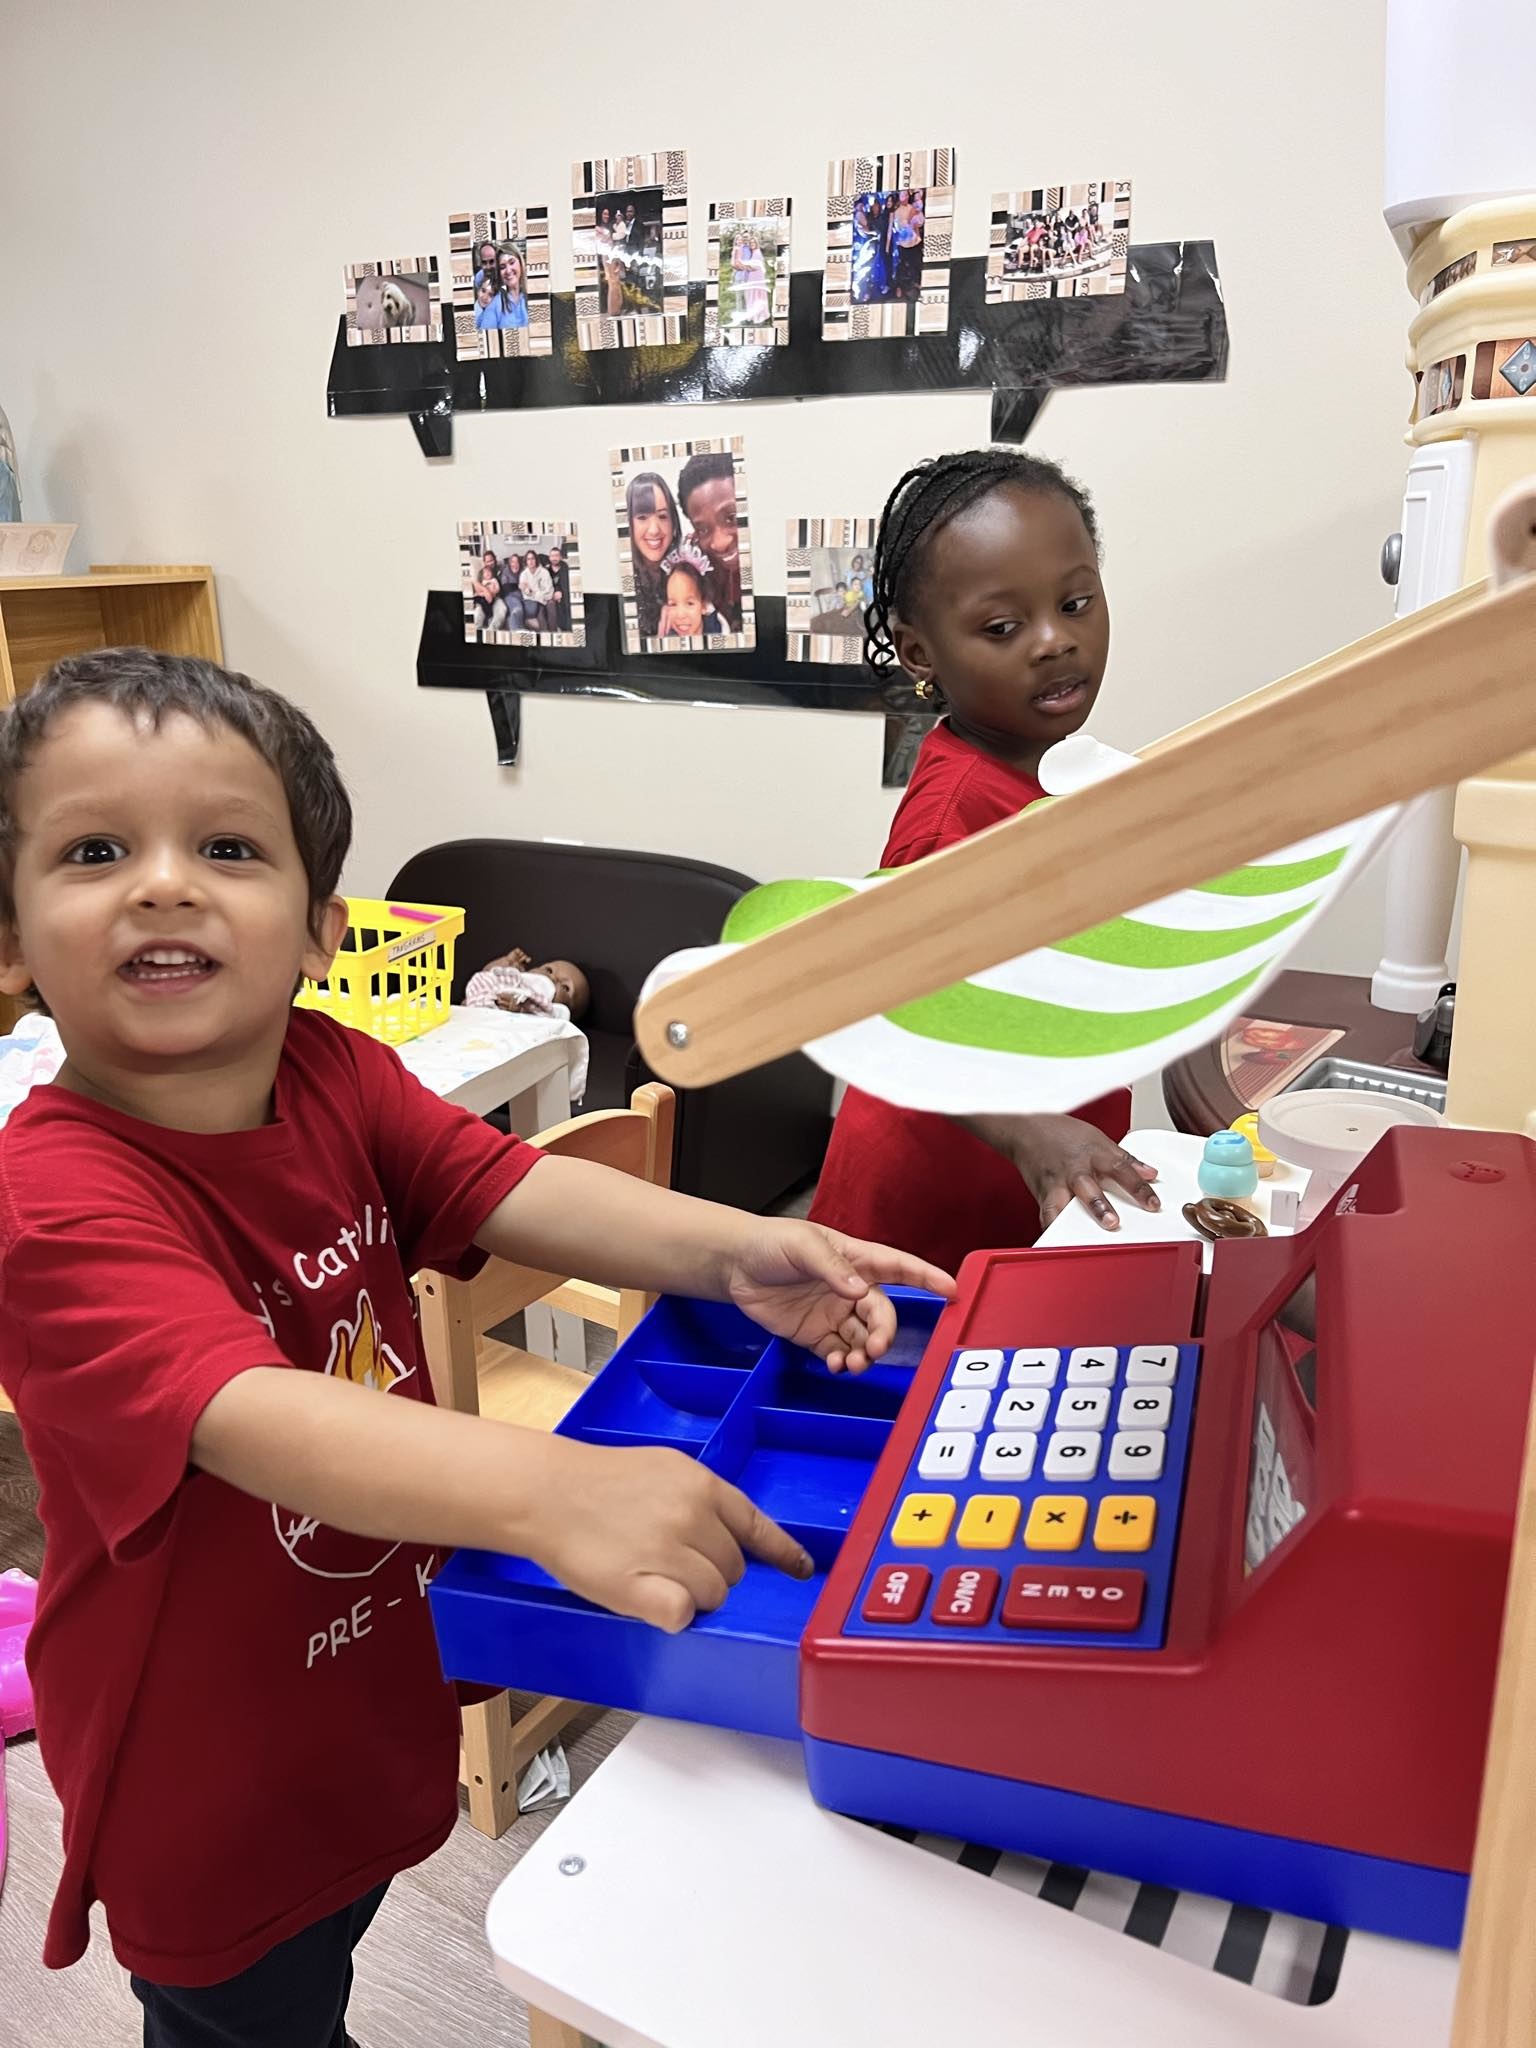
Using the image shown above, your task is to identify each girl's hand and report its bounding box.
[1005,1115,1160,1232]
[724,1222,954,1373]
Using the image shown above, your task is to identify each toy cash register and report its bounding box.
[429,1124,1536,1948]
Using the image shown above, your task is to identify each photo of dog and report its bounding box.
[344,258,440,347]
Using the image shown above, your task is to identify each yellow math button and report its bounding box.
[1094,1495,1158,1552]
[957,1495,1022,1549]
[1024,1495,1088,1550]
[892,1494,956,1547]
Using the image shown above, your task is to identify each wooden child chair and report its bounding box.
[414,1081,675,1838]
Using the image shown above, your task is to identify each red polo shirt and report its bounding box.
[809,721,1131,1273]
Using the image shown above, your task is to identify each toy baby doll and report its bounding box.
[465,947,591,1023]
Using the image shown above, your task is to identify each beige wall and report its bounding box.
[0,0,1410,972]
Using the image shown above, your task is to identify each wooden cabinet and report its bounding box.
[0,565,222,1029]
[0,563,221,703]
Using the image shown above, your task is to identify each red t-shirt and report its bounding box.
[0,1010,540,1986]
[809,720,1131,1273]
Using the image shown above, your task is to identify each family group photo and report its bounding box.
[469,237,533,333]
[460,523,582,646]
[803,544,873,636]
[613,439,755,653]
[784,521,880,662]
[999,191,1112,281]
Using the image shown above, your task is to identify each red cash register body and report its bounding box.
[800,1127,1536,1946]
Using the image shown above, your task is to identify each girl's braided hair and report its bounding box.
[864,449,1099,677]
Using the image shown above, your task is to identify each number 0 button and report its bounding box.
[951,1349,1004,1390]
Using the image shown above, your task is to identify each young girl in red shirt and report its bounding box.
[809,448,1161,1273]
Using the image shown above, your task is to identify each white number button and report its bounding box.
[1008,1348,1061,1387]
[980,1432,1037,1481]
[918,1432,976,1481]
[1127,1346,1179,1385]
[1043,1431,1102,1481]
[951,1349,1004,1390]
[1067,1348,1118,1386]
[994,1388,1050,1431]
[1055,1388,1110,1431]
[1117,1387,1173,1431]
[1109,1431,1166,1481]
[936,1388,990,1431]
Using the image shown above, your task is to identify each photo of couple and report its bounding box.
[460,524,583,647]
[706,200,791,348]
[722,225,774,326]
[583,188,666,319]
[850,187,927,304]
[613,440,755,654]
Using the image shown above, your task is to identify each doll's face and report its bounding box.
[536,959,589,1019]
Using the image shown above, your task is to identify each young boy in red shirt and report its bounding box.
[0,648,949,2046]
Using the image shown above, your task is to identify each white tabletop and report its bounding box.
[0,1004,586,1126]
[486,1719,1457,2048]
[484,1127,1459,2045]
[393,1004,584,1122]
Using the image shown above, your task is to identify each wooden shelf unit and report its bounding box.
[0,565,222,1033]
[0,564,222,703]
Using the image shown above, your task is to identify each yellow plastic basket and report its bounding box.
[295,897,466,1047]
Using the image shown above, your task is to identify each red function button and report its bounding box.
[1002,1567,1145,1632]
[862,1564,931,1624]
[933,1565,1000,1627]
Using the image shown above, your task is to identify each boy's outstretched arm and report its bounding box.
[191,1370,808,1632]
[475,1156,955,1371]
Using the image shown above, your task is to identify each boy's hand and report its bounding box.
[521,1436,812,1633]
[1006,1114,1160,1232]
[723,1221,955,1373]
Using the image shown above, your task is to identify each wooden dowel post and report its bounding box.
[1451,1364,1536,2048]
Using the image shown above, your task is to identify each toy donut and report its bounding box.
[1182,1197,1267,1241]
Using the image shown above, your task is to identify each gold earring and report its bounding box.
[914,677,935,701]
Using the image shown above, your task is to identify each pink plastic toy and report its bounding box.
[0,1568,37,1741]
[0,1567,38,1894]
